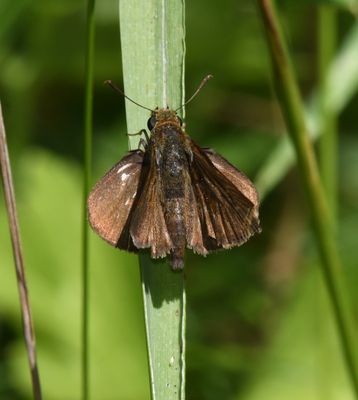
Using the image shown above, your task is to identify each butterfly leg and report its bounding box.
[127,129,150,151]
[127,129,149,142]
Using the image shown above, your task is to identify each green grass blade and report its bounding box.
[255,20,358,199]
[119,1,186,399]
[257,0,358,396]
[82,0,96,398]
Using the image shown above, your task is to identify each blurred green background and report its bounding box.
[1,0,358,399]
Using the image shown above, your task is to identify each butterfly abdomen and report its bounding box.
[157,125,189,269]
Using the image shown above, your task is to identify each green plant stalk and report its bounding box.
[82,0,95,398]
[119,1,186,399]
[257,0,358,397]
[318,5,337,217]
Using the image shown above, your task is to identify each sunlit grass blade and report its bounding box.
[0,101,42,400]
[82,0,96,398]
[119,1,186,399]
[257,0,358,396]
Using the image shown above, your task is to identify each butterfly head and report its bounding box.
[147,107,183,131]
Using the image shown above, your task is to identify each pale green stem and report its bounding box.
[119,1,186,399]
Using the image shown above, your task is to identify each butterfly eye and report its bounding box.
[147,114,157,131]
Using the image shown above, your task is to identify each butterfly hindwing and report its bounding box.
[204,148,260,222]
[129,143,173,259]
[187,143,261,254]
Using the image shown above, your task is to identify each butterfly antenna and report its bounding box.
[175,74,213,112]
[104,80,153,112]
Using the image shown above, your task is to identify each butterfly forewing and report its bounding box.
[88,150,143,246]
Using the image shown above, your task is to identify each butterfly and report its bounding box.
[88,78,261,270]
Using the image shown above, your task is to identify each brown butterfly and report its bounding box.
[88,77,261,270]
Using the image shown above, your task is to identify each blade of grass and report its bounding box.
[257,0,358,396]
[119,1,186,399]
[82,0,95,398]
[0,101,42,400]
[255,20,358,199]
